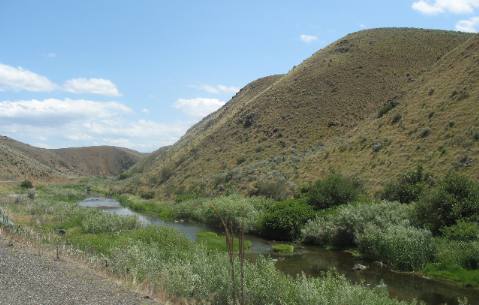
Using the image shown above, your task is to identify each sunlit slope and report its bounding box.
[301,33,479,191]
[126,28,474,196]
[0,136,143,180]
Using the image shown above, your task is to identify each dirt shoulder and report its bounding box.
[0,235,159,305]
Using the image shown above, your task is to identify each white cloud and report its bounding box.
[0,98,188,152]
[300,34,318,43]
[0,63,122,96]
[0,63,57,92]
[412,0,479,15]
[63,78,121,96]
[196,84,239,95]
[456,16,479,31]
[174,98,225,118]
[0,98,130,125]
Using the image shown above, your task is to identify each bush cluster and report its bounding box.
[415,173,479,234]
[259,199,315,241]
[80,211,140,234]
[302,201,412,248]
[380,166,433,203]
[441,221,479,242]
[20,179,33,189]
[306,173,363,209]
[357,224,435,271]
[433,238,479,270]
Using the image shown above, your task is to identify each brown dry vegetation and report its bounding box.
[0,135,143,180]
[124,28,478,197]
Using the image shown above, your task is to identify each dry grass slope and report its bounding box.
[0,136,143,180]
[123,28,477,197]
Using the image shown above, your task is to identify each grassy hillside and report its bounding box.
[0,136,143,180]
[125,28,476,198]
[302,33,479,191]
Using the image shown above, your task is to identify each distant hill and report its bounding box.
[121,28,478,197]
[0,136,143,180]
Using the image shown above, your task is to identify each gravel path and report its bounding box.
[0,236,159,305]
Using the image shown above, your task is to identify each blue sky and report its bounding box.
[1,0,478,152]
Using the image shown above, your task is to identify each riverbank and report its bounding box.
[0,183,428,305]
[116,190,479,290]
[113,193,479,305]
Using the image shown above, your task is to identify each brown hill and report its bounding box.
[301,33,479,190]
[0,136,143,180]
[124,28,477,197]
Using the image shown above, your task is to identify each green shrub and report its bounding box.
[81,211,140,233]
[302,201,412,248]
[118,172,129,180]
[377,98,399,118]
[434,239,479,270]
[159,166,174,183]
[259,199,315,241]
[139,191,154,199]
[357,224,435,271]
[415,173,479,233]
[20,179,33,189]
[200,195,259,232]
[252,177,292,200]
[380,166,433,203]
[441,221,479,241]
[307,173,363,209]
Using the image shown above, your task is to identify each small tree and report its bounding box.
[207,197,257,305]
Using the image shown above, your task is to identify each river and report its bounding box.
[79,197,479,305]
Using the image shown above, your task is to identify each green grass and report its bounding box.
[272,243,294,254]
[117,194,175,219]
[196,231,252,252]
[424,263,479,288]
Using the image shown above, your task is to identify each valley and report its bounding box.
[1,27,479,305]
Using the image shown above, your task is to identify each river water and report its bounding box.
[79,198,479,305]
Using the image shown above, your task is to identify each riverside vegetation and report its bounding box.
[0,167,478,304]
[118,167,479,289]
[0,182,419,305]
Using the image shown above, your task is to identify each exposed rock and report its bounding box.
[353,263,368,271]
[372,143,382,152]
